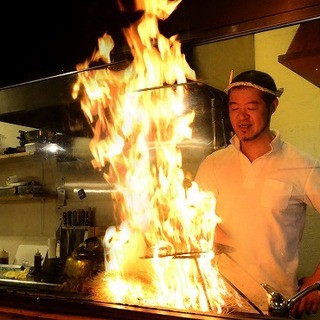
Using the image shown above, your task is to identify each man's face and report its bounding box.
[228,87,273,142]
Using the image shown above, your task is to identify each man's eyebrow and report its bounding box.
[229,100,260,105]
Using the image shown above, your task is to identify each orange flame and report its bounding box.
[72,0,229,313]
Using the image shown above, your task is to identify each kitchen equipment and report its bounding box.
[17,129,56,146]
[33,250,42,275]
[0,250,9,264]
[0,186,16,197]
[14,245,48,267]
[64,237,104,279]
[48,238,57,259]
[59,226,88,260]
[261,282,320,317]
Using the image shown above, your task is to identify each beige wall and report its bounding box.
[255,25,320,158]
[0,122,36,151]
[0,155,59,264]
[193,36,255,91]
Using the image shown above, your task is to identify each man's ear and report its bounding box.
[270,99,279,114]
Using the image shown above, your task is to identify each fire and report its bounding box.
[72,0,230,314]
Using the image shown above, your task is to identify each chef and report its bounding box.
[195,70,320,318]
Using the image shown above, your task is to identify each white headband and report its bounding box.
[224,81,284,97]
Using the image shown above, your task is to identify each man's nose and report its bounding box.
[238,109,249,119]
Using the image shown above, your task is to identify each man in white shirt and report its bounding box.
[195,70,320,318]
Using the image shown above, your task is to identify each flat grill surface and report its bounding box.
[0,290,281,320]
[0,262,280,319]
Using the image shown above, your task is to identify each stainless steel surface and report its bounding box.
[219,273,264,316]
[0,264,61,292]
[57,158,116,201]
[210,97,229,150]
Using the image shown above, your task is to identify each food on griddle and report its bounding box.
[3,267,29,280]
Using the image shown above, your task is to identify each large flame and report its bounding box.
[72,0,230,313]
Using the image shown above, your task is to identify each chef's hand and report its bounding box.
[290,276,320,319]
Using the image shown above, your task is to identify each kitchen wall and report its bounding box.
[0,123,115,264]
[0,131,59,264]
[192,35,255,90]
[0,122,36,150]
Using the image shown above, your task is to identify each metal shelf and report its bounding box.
[0,193,57,202]
[0,151,35,160]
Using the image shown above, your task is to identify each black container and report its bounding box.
[0,250,9,264]
[33,250,42,275]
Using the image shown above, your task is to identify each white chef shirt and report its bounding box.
[195,130,320,312]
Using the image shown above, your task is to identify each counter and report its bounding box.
[0,264,288,320]
[0,290,285,320]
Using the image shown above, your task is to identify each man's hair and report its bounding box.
[230,70,278,105]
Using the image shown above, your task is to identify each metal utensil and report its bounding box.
[261,282,320,317]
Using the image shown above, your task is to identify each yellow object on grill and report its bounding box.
[3,268,29,280]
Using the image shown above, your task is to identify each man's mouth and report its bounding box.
[238,124,251,130]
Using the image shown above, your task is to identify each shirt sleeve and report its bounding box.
[194,155,218,196]
[304,159,320,212]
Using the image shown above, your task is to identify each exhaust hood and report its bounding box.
[0,73,93,137]
[0,1,319,135]
[278,20,320,88]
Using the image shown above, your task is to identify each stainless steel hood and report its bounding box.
[0,0,319,135]
[0,72,93,137]
[0,65,230,145]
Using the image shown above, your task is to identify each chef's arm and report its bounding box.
[290,262,320,318]
[310,262,320,283]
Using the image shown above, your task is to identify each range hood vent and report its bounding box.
[278,20,320,87]
[0,72,93,137]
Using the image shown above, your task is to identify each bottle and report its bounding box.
[34,249,42,275]
[56,240,60,258]
[0,249,9,264]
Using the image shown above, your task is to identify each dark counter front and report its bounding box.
[0,264,287,320]
[0,291,287,320]
[0,280,287,319]
[0,264,101,319]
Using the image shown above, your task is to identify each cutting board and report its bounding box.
[14,245,48,267]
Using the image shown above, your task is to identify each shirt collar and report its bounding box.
[230,130,283,153]
[269,130,282,152]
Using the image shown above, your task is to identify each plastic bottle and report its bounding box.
[0,249,9,264]
[34,249,42,275]
[56,240,60,258]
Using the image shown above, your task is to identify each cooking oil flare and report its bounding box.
[72,0,231,314]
